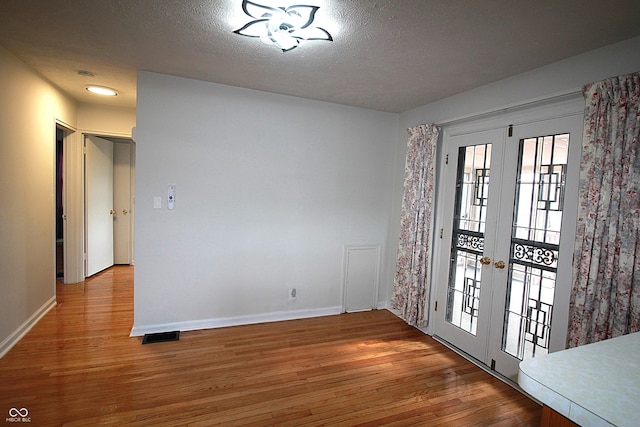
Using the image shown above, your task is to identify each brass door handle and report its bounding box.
[494,260,506,269]
[122,209,128,215]
[480,256,491,266]
[109,209,116,215]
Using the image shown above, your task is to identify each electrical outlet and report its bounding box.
[288,288,297,301]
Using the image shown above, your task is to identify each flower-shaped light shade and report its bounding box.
[233,0,333,52]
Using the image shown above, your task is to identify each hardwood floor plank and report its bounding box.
[0,266,541,426]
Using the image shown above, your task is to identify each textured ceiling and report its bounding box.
[1,0,640,113]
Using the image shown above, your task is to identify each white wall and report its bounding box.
[399,36,640,129]
[0,45,77,356]
[77,103,136,136]
[0,47,137,356]
[133,72,398,333]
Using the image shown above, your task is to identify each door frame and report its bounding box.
[55,119,84,284]
[61,128,134,283]
[428,94,584,373]
[113,140,135,265]
[84,133,135,276]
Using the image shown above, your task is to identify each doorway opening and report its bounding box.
[56,128,64,278]
[55,123,76,283]
[84,134,135,278]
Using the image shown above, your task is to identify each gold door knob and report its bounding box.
[122,209,128,215]
[494,260,506,269]
[109,209,116,215]
[480,256,491,266]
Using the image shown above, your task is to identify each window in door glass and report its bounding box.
[502,133,569,359]
[446,144,492,335]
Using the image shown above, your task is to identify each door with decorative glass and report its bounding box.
[433,114,582,381]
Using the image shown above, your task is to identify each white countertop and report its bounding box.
[518,332,640,427]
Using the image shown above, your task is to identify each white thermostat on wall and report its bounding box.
[168,185,176,210]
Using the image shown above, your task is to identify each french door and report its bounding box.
[432,113,583,381]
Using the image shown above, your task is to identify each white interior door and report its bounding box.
[113,141,132,265]
[85,135,114,276]
[433,114,583,381]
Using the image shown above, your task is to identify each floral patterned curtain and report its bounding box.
[391,124,439,328]
[568,72,640,347]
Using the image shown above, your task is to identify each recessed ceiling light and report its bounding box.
[85,85,118,96]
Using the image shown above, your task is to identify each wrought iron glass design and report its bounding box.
[474,168,490,206]
[446,144,491,335]
[538,164,566,211]
[502,133,570,360]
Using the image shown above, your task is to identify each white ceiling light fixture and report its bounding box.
[233,0,333,52]
[85,85,118,96]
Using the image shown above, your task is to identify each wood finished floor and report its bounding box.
[0,266,541,426]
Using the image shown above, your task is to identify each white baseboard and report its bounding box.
[130,306,344,337]
[0,297,57,359]
[376,300,388,310]
[386,306,402,318]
